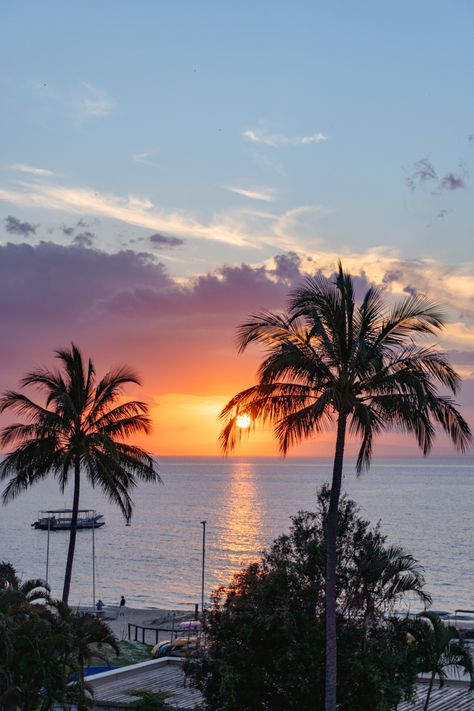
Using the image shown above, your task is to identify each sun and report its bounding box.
[236,413,251,429]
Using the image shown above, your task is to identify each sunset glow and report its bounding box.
[236,413,252,429]
[0,3,472,458]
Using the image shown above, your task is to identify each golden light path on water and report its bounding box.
[211,461,264,584]
[2,457,474,610]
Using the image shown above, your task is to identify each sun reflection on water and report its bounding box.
[211,462,264,584]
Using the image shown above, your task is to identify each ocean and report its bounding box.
[1,456,473,612]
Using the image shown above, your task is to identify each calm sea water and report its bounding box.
[1,456,473,612]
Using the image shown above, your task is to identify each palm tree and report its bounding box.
[51,601,119,711]
[219,263,471,711]
[0,560,50,607]
[346,538,432,647]
[0,344,161,603]
[406,611,474,711]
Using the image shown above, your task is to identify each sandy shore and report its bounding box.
[101,605,197,641]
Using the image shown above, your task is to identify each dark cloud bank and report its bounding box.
[0,239,473,448]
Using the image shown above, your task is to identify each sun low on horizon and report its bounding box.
[0,1,473,458]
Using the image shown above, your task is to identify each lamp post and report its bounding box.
[92,510,96,609]
[45,517,51,586]
[200,520,207,616]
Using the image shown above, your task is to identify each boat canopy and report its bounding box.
[39,509,97,514]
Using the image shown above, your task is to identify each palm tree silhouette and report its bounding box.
[0,344,161,603]
[407,611,474,710]
[219,263,471,711]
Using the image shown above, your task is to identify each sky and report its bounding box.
[0,1,473,456]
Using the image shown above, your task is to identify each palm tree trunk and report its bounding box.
[423,672,436,711]
[62,456,81,604]
[325,412,347,711]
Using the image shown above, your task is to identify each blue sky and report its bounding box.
[1,1,473,266]
[0,1,474,454]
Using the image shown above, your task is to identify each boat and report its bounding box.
[31,509,105,530]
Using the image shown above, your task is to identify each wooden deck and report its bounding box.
[88,657,202,710]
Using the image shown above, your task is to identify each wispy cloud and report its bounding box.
[406,158,437,190]
[243,128,327,147]
[76,83,115,122]
[10,163,55,176]
[224,185,277,202]
[439,171,466,191]
[4,215,38,237]
[133,151,159,167]
[407,158,467,193]
[0,181,255,247]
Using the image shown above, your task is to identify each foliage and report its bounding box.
[0,343,161,602]
[405,611,474,710]
[0,563,118,710]
[219,262,471,710]
[219,263,470,463]
[127,689,175,710]
[188,488,425,711]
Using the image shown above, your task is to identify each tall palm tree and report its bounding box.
[0,344,161,604]
[406,611,474,711]
[219,263,471,711]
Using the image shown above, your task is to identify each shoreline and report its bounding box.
[83,605,197,640]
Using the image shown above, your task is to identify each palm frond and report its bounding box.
[274,390,334,454]
[88,367,142,422]
[376,295,445,347]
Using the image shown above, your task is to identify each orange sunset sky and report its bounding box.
[1,4,474,460]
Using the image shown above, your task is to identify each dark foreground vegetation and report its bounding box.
[188,488,473,711]
[0,561,119,710]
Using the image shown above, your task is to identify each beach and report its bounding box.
[100,605,197,645]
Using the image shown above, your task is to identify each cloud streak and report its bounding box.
[10,163,55,176]
[149,233,184,248]
[243,128,326,147]
[133,151,159,167]
[224,185,277,202]
[0,181,256,247]
[76,83,115,122]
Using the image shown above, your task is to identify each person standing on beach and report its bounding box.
[119,595,126,616]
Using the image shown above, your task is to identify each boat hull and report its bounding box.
[32,518,105,531]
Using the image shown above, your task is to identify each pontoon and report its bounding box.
[31,509,105,530]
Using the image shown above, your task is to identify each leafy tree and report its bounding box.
[219,263,471,711]
[189,488,425,711]
[0,343,161,603]
[406,611,474,711]
[51,601,119,711]
[0,563,119,711]
[0,568,67,711]
[0,560,50,605]
[347,536,431,648]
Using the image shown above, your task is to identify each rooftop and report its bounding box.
[399,681,474,710]
[88,657,202,710]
